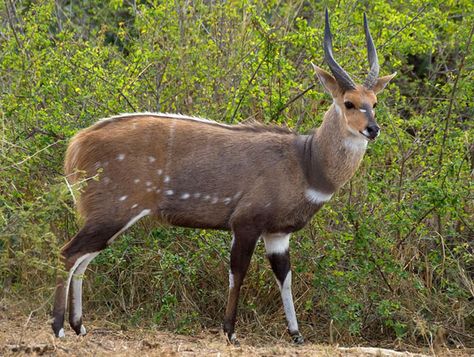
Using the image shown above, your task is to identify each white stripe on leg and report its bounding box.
[70,252,99,328]
[280,271,298,333]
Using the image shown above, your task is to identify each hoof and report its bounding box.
[79,325,87,336]
[226,332,240,346]
[291,332,304,345]
[71,323,87,336]
[52,320,65,338]
[56,328,65,338]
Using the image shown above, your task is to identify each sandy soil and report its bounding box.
[0,312,470,357]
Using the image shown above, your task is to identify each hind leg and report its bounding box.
[51,221,124,337]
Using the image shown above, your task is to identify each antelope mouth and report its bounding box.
[359,128,380,141]
[359,131,373,141]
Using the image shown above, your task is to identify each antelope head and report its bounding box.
[313,10,396,141]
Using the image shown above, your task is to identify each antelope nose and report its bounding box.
[366,124,380,140]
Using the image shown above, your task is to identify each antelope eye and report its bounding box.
[373,102,377,108]
[344,101,355,109]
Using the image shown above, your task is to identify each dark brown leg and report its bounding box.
[51,222,123,337]
[263,233,303,344]
[223,226,260,345]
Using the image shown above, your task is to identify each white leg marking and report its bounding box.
[70,252,99,326]
[280,271,299,333]
[164,176,170,183]
[117,154,125,161]
[165,190,174,196]
[263,233,290,255]
[229,270,235,289]
[79,325,87,335]
[305,188,333,205]
[58,328,65,338]
[157,169,163,175]
[107,209,152,244]
[119,195,128,201]
[181,193,190,199]
[64,254,92,314]
[148,156,156,163]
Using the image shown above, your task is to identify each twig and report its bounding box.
[6,139,63,169]
[230,49,269,123]
[380,4,430,49]
[63,177,76,204]
[438,22,474,167]
[270,84,316,121]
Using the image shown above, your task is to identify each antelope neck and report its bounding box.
[296,104,366,193]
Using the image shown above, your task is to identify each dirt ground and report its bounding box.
[0,311,471,357]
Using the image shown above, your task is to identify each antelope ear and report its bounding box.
[312,63,339,97]
[372,72,397,94]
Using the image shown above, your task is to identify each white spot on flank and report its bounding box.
[107,209,152,244]
[156,189,161,193]
[211,196,218,204]
[223,197,231,205]
[157,169,163,175]
[193,192,201,199]
[134,178,140,184]
[145,181,152,186]
[58,328,65,338]
[181,193,190,200]
[148,156,156,163]
[164,176,170,183]
[119,195,128,201]
[305,188,333,205]
[234,191,242,200]
[132,204,138,209]
[146,188,153,192]
[203,195,211,201]
[165,190,174,196]
[263,233,290,255]
[117,154,125,161]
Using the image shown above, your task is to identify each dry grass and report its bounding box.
[1,305,471,357]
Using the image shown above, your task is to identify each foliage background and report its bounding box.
[0,0,473,349]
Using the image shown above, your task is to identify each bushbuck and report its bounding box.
[52,9,396,345]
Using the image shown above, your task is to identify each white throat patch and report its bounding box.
[305,188,333,205]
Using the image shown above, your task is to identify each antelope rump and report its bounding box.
[52,9,395,345]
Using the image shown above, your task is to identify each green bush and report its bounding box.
[1,0,472,347]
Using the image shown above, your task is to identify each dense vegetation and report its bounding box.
[1,0,473,349]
